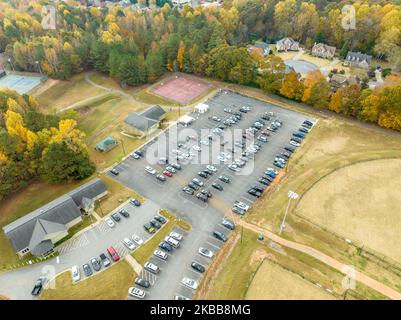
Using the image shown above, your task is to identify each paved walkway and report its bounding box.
[235,219,401,300]
[125,255,143,274]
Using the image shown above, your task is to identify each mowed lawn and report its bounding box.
[245,260,334,300]
[36,73,104,112]
[298,158,401,262]
[41,260,136,300]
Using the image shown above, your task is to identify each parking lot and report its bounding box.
[108,90,314,300]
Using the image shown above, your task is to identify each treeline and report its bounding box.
[0,90,95,201]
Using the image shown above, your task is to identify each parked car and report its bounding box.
[156,174,166,182]
[150,219,162,229]
[165,236,180,248]
[163,170,173,177]
[123,238,136,251]
[188,182,200,191]
[71,266,80,282]
[274,160,285,168]
[111,212,121,222]
[110,168,119,176]
[90,258,101,272]
[198,171,208,178]
[145,166,157,175]
[232,206,246,215]
[191,262,206,273]
[135,277,150,289]
[130,198,141,207]
[198,247,214,258]
[182,186,194,195]
[31,276,46,296]
[206,165,217,172]
[119,209,129,218]
[222,218,235,230]
[234,201,249,211]
[132,235,144,246]
[175,295,190,300]
[154,249,168,260]
[213,231,227,242]
[144,262,160,274]
[196,192,208,202]
[159,241,173,252]
[182,277,198,290]
[212,182,223,191]
[248,188,261,198]
[169,231,183,241]
[154,215,167,224]
[284,145,296,153]
[290,140,300,147]
[107,246,120,262]
[219,175,230,183]
[105,217,115,228]
[259,177,271,186]
[143,222,155,234]
[200,189,212,198]
[170,163,181,170]
[128,287,145,299]
[83,263,93,277]
[100,253,111,267]
[192,178,204,187]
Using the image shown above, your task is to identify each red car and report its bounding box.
[163,170,173,177]
[107,246,120,262]
[261,130,271,136]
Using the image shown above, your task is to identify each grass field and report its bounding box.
[297,158,401,262]
[36,73,104,112]
[245,260,335,300]
[41,260,136,300]
[196,228,385,300]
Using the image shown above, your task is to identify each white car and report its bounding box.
[266,168,278,175]
[290,140,300,147]
[123,238,136,251]
[145,166,156,175]
[128,287,145,299]
[169,231,183,241]
[182,277,198,290]
[154,249,168,260]
[71,265,80,282]
[206,165,217,172]
[175,295,190,300]
[217,155,227,162]
[198,247,214,258]
[132,235,144,246]
[220,152,231,159]
[192,145,201,151]
[165,236,180,248]
[228,163,240,172]
[144,262,160,274]
[105,217,115,228]
[199,140,209,146]
[234,201,249,211]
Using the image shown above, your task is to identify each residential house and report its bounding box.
[276,37,300,52]
[311,43,336,59]
[329,74,361,92]
[247,41,272,57]
[172,0,191,7]
[124,105,167,137]
[345,51,372,70]
[3,178,107,257]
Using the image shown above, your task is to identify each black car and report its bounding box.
[252,185,265,193]
[213,231,227,242]
[182,186,194,195]
[280,151,291,159]
[219,175,230,183]
[212,183,223,191]
[263,175,274,183]
[248,188,261,198]
[284,146,295,153]
[150,219,162,229]
[31,277,45,296]
[200,189,212,198]
[154,215,167,224]
[135,277,150,288]
[299,127,309,134]
[83,263,93,277]
[191,262,206,273]
[110,168,119,176]
[135,150,144,157]
[111,213,121,222]
[100,253,111,267]
[159,241,173,252]
[119,209,130,218]
[262,114,270,121]
[292,136,302,143]
[198,171,208,179]
[91,258,101,272]
[203,168,213,175]
[188,182,200,190]
[259,177,270,186]
[303,120,313,127]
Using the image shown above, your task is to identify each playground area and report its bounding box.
[0,73,44,94]
[151,75,212,104]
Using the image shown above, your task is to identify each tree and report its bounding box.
[145,51,164,83]
[117,55,147,86]
[257,55,286,94]
[302,71,330,109]
[280,71,304,101]
[177,41,185,71]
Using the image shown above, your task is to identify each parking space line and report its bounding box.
[205,240,221,250]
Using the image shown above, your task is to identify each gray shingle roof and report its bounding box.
[346,51,372,63]
[68,178,107,209]
[140,105,166,121]
[125,105,166,132]
[30,240,54,256]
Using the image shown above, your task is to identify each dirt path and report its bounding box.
[235,219,401,300]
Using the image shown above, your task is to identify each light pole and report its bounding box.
[279,190,299,235]
[35,61,42,74]
[7,58,14,71]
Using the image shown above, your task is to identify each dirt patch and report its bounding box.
[249,249,269,265]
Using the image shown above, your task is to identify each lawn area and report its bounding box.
[76,95,145,169]
[35,73,104,113]
[246,259,335,300]
[41,260,136,300]
[96,175,144,217]
[196,228,386,300]
[132,209,191,265]
[134,87,180,106]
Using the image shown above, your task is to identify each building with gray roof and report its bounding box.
[124,105,167,137]
[2,178,107,257]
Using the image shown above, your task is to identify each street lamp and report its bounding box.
[279,190,299,235]
[7,58,14,71]
[35,61,42,74]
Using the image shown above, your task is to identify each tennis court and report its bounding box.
[0,74,44,94]
[151,76,212,104]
